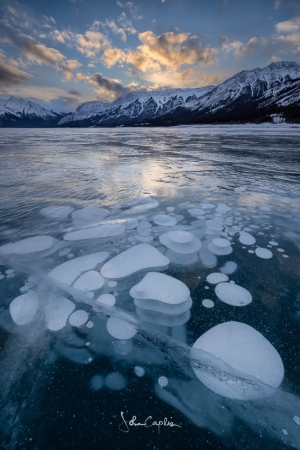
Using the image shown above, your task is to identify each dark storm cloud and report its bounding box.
[0,57,31,86]
[91,72,130,96]
[67,89,82,96]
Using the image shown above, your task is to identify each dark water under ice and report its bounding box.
[0,125,300,450]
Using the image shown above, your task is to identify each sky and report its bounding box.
[0,0,299,112]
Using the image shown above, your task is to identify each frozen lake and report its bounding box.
[0,125,300,450]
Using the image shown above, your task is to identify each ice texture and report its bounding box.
[72,206,110,227]
[64,224,125,241]
[40,206,74,219]
[100,244,169,280]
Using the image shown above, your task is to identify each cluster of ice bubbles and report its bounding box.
[1,195,299,446]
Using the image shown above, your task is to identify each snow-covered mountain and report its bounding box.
[0,97,66,127]
[58,87,214,127]
[58,61,300,127]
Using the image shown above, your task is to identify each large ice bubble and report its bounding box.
[159,231,201,254]
[100,244,169,280]
[10,291,39,325]
[215,282,252,306]
[0,235,54,256]
[192,321,284,400]
[49,252,109,286]
[45,296,75,331]
[72,206,110,227]
[153,215,177,226]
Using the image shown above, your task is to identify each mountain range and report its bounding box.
[1,61,299,128]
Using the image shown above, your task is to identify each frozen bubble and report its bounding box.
[192,321,284,400]
[199,248,217,268]
[5,269,15,274]
[10,291,39,325]
[215,282,252,306]
[20,285,30,292]
[239,232,256,246]
[106,315,137,340]
[90,375,104,391]
[166,207,175,212]
[283,255,289,258]
[207,243,232,256]
[255,248,273,259]
[130,272,190,305]
[212,238,231,248]
[64,224,125,242]
[100,244,169,280]
[86,321,94,328]
[158,376,168,388]
[0,235,54,256]
[59,248,71,257]
[125,219,139,230]
[282,430,288,436]
[202,299,214,308]
[134,235,153,243]
[72,206,110,227]
[86,292,94,299]
[140,220,152,228]
[269,241,278,246]
[137,226,151,236]
[73,270,104,292]
[49,252,109,286]
[206,273,229,284]
[6,273,15,279]
[216,204,231,214]
[153,215,177,226]
[105,372,127,390]
[159,230,201,254]
[248,250,254,254]
[188,208,206,216]
[293,416,300,425]
[134,366,145,377]
[69,310,89,327]
[108,281,117,288]
[95,293,116,307]
[41,206,74,219]
[0,275,5,281]
[45,296,75,331]
[277,248,284,252]
[220,261,237,275]
[200,203,215,209]
[206,221,223,231]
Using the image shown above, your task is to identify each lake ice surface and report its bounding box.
[0,125,300,450]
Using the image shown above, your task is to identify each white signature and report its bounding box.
[119,411,181,433]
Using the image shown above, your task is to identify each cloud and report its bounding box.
[50,28,110,58]
[101,29,218,72]
[52,96,80,108]
[221,35,269,58]
[7,6,19,17]
[274,0,280,9]
[271,55,281,62]
[275,16,300,52]
[0,56,32,86]
[0,20,81,79]
[67,89,82,96]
